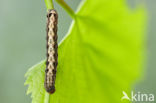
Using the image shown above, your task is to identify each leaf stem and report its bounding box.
[44,92,50,103]
[44,0,54,10]
[56,0,75,19]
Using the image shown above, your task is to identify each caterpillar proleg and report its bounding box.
[44,9,58,94]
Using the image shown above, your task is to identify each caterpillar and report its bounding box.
[44,9,58,94]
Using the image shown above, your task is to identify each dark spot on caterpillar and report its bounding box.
[53,35,58,41]
[46,45,49,49]
[54,44,58,49]
[53,27,57,33]
[52,69,57,74]
[45,68,49,73]
[53,62,57,67]
[47,28,49,33]
[46,61,49,65]
[54,14,57,17]
[53,52,58,57]
[47,13,52,18]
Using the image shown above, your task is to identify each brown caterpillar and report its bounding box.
[44,9,58,94]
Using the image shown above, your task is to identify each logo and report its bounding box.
[121,91,154,102]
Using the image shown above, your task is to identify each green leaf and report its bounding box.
[25,0,146,103]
